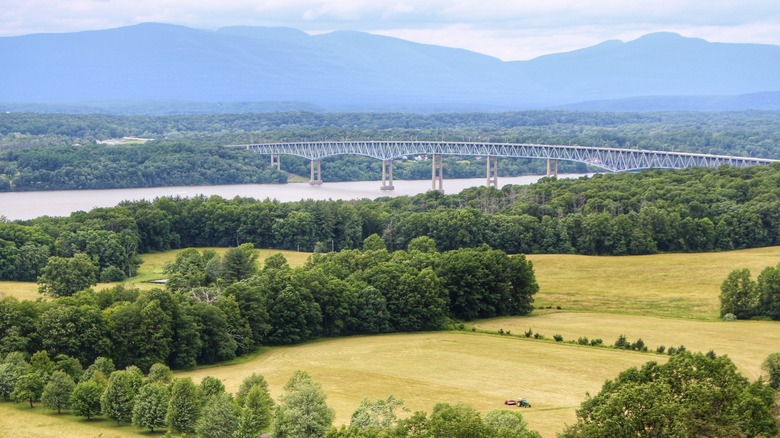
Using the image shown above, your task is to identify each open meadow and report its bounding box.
[527,246,780,319]
[177,331,658,436]
[0,402,144,438]
[1,246,779,437]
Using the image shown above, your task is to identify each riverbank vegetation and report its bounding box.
[1,163,779,285]
[2,110,779,191]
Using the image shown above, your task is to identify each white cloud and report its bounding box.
[1,0,779,60]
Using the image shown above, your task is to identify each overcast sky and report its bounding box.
[2,0,780,60]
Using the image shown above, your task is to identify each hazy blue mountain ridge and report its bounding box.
[1,23,779,111]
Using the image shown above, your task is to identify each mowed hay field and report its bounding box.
[0,402,145,438]
[1,246,779,437]
[527,246,780,319]
[178,331,658,437]
[475,313,780,380]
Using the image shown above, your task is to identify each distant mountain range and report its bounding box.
[1,23,779,113]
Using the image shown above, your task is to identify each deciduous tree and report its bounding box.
[70,380,103,420]
[560,351,777,437]
[132,382,169,432]
[101,370,136,425]
[720,268,757,319]
[41,370,75,414]
[37,253,97,297]
[11,372,44,407]
[272,370,334,438]
[196,392,240,438]
[167,377,200,434]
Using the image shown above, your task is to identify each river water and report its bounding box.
[0,174,590,221]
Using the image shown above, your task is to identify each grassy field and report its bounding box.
[1,246,778,437]
[475,313,779,380]
[527,246,780,319]
[177,331,658,436]
[0,281,41,301]
[0,402,145,438]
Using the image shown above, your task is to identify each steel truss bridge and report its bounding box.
[230,140,779,191]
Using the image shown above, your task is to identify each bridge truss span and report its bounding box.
[231,140,778,191]
[233,140,777,172]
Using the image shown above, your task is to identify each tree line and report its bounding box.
[2,163,779,285]
[0,351,543,437]
[0,242,538,369]
[720,262,780,320]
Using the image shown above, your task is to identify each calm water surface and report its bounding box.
[0,174,590,221]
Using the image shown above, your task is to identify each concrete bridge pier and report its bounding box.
[380,160,394,190]
[547,159,558,177]
[310,159,323,185]
[486,156,498,188]
[431,154,444,192]
[271,154,280,170]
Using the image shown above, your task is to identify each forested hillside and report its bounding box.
[1,111,779,191]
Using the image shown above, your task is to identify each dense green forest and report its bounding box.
[1,110,779,191]
[2,163,779,284]
[0,242,538,369]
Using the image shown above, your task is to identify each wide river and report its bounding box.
[1,174,590,221]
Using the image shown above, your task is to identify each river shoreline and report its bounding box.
[1,174,591,221]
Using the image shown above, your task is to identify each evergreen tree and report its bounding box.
[132,382,170,432]
[221,243,259,283]
[100,370,136,425]
[166,377,200,434]
[41,370,75,414]
[70,380,104,420]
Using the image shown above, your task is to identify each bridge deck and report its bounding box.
[230,141,778,190]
